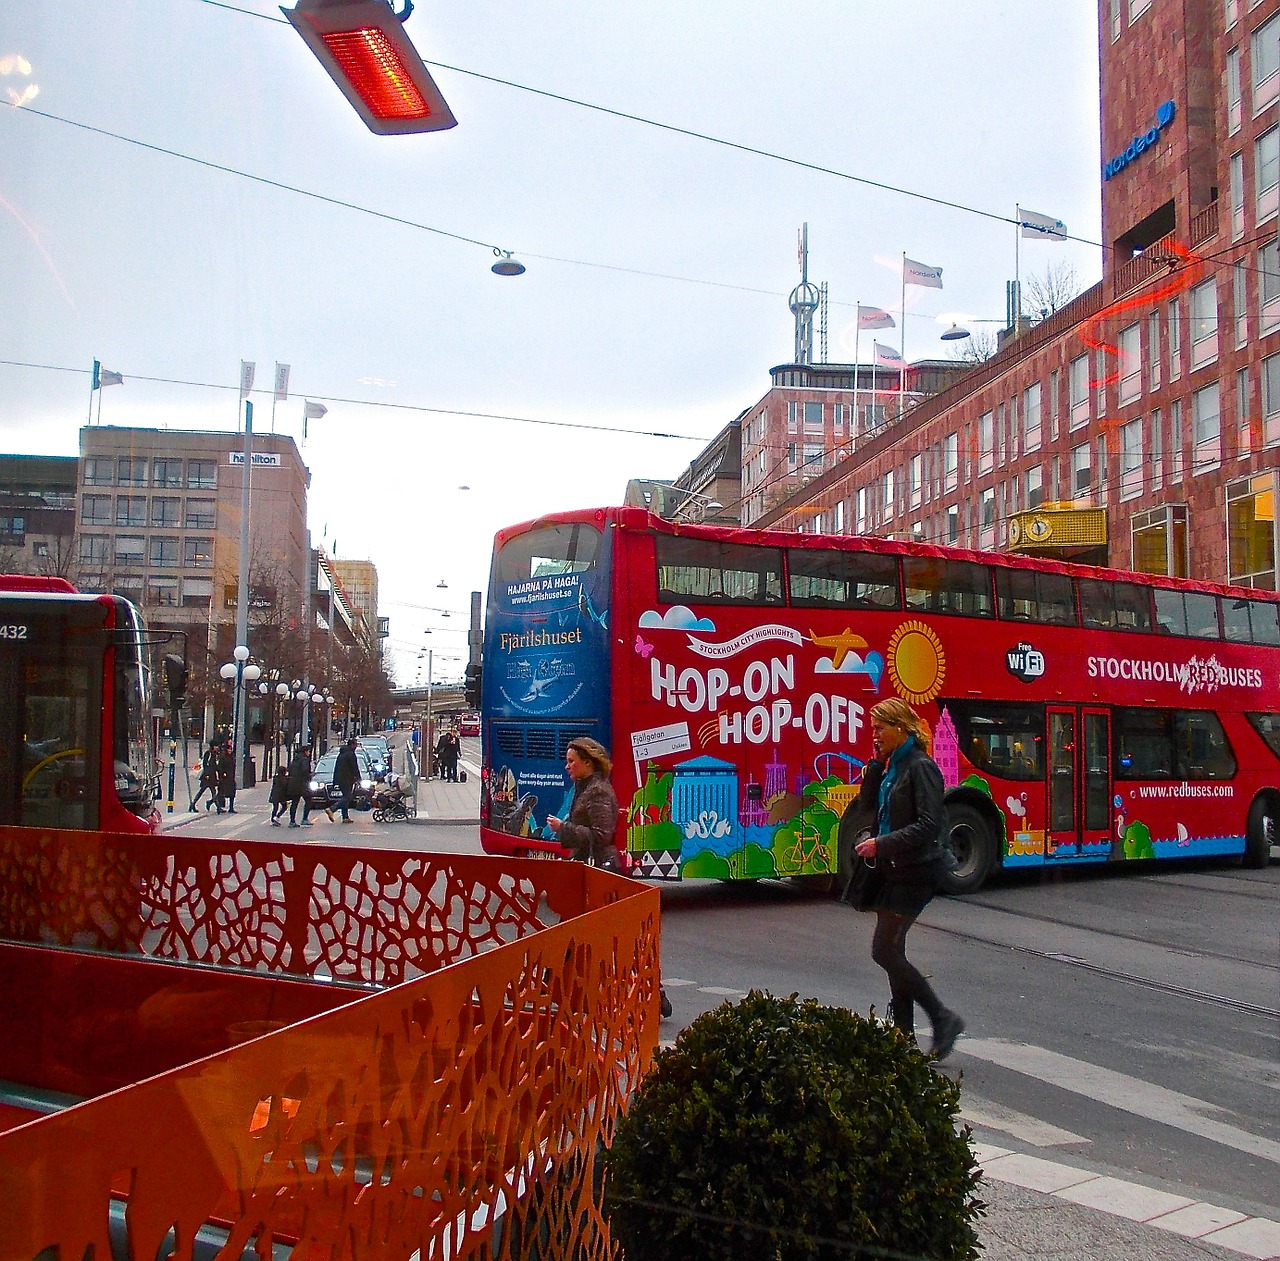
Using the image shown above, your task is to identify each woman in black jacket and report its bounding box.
[853,697,965,1060]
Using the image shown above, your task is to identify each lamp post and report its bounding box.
[218,645,261,791]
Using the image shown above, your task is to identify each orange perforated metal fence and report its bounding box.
[0,827,661,1259]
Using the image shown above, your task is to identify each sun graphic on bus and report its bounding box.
[886,620,946,705]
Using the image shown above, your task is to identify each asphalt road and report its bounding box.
[167,731,1280,1229]
[653,860,1280,1226]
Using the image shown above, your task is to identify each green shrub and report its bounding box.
[604,990,983,1261]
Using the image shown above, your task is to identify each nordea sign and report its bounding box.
[1103,99,1175,181]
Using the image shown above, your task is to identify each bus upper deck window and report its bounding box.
[904,557,993,617]
[997,568,1074,624]
[1080,578,1154,631]
[1185,593,1221,639]
[788,548,899,610]
[1225,596,1280,644]
[655,536,784,605]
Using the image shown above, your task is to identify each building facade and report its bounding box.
[742,0,1280,590]
[0,454,77,577]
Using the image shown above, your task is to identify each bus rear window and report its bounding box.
[1245,712,1280,758]
[656,536,784,605]
[903,557,993,617]
[788,548,899,610]
[495,523,601,585]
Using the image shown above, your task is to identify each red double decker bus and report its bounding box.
[0,576,159,833]
[477,508,1279,892]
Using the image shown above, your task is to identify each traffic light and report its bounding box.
[163,653,188,711]
[464,660,482,709]
[282,0,457,136]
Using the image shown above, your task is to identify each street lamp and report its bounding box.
[673,488,725,523]
[218,645,261,790]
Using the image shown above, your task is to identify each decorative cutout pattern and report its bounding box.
[0,828,661,1259]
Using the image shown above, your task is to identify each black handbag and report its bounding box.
[842,830,884,911]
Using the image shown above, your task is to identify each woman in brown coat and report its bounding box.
[547,737,622,872]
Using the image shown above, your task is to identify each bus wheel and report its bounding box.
[1245,798,1277,869]
[941,804,995,895]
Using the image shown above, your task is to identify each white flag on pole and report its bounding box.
[240,360,256,399]
[274,363,291,400]
[304,401,327,420]
[903,257,944,289]
[1018,206,1068,242]
[857,305,896,330]
[874,342,906,367]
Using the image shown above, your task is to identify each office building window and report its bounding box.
[1228,47,1243,134]
[183,537,213,568]
[1256,126,1279,222]
[787,442,797,469]
[116,495,146,526]
[832,404,843,435]
[148,578,179,607]
[187,459,217,489]
[81,494,112,525]
[1190,279,1219,369]
[150,537,180,567]
[150,497,180,527]
[980,487,995,529]
[944,432,959,491]
[1169,300,1182,379]
[1230,152,1245,239]
[1193,382,1222,469]
[1109,0,1121,41]
[1262,239,1280,334]
[802,443,824,472]
[1240,366,1256,453]
[834,499,845,533]
[803,401,823,432]
[1171,399,1184,479]
[117,457,147,487]
[1118,323,1141,403]
[182,577,212,608]
[856,487,867,532]
[1121,418,1144,500]
[1253,12,1280,113]
[1069,354,1090,428]
[979,410,994,473]
[1132,505,1189,578]
[1228,473,1278,587]
[1097,434,1109,502]
[114,535,145,564]
[1264,351,1280,444]
[185,499,216,529]
[1235,259,1250,347]
[82,457,112,486]
[1150,409,1163,492]
[79,535,110,566]
[1128,0,1150,17]
[1026,464,1044,510]
[152,459,183,487]
[1147,311,1161,390]
[787,402,798,434]
[115,576,144,604]
[862,402,886,431]
[1071,442,1092,497]
[1047,369,1059,440]
[910,454,923,508]
[1023,382,1042,452]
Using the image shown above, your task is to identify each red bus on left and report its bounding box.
[0,575,160,833]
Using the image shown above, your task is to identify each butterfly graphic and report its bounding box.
[634,634,654,659]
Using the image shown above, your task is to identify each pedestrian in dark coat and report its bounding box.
[268,762,289,825]
[214,742,236,814]
[333,737,361,823]
[285,744,314,827]
[191,742,218,811]
[853,697,964,1060]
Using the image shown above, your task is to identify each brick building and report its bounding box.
[742,0,1280,589]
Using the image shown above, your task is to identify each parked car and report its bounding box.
[304,746,376,812]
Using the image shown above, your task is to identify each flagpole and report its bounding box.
[1014,205,1022,333]
[88,361,97,428]
[853,310,861,443]
[899,253,907,422]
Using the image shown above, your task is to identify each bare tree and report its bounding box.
[947,329,1000,365]
[1022,260,1081,322]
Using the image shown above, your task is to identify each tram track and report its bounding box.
[930,919,1280,1021]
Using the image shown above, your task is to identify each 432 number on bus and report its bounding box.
[0,625,29,639]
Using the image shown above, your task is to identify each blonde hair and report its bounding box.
[870,697,932,757]
[567,736,612,777]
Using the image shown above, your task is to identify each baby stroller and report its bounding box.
[371,774,416,822]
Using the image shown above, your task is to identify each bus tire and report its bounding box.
[941,803,995,895]
[1245,797,1277,869]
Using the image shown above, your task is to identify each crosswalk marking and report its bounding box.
[960,1036,1280,1166]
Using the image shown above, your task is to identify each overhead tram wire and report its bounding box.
[0,358,707,443]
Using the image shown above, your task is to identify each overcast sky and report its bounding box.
[3,1,1101,684]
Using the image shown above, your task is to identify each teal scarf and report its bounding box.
[877,736,916,835]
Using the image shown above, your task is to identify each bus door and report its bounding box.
[1046,706,1111,857]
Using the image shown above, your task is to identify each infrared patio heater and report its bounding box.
[282,0,457,135]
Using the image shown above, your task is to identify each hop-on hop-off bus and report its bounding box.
[477,508,1279,893]
[0,576,159,833]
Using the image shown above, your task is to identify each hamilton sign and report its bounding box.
[1103,99,1175,181]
